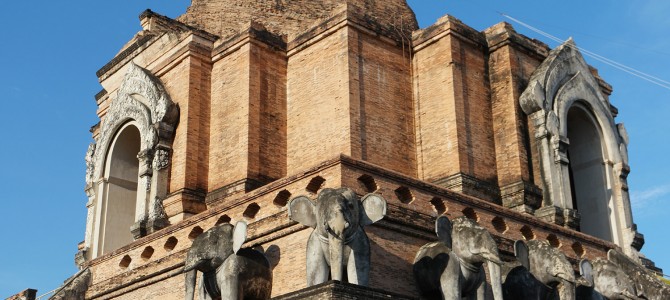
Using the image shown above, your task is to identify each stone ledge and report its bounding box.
[433,173,501,205]
[273,281,416,300]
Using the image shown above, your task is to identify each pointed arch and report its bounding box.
[519,39,638,254]
[84,62,179,259]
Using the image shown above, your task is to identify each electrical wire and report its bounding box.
[499,12,670,91]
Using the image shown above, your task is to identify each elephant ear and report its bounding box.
[514,240,530,270]
[233,221,247,254]
[435,216,452,248]
[288,196,317,228]
[360,193,387,226]
[579,259,594,286]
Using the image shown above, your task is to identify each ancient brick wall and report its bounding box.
[178,0,417,40]
[412,16,498,202]
[76,3,647,299]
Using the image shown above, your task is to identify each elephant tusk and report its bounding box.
[556,272,574,283]
[481,253,503,265]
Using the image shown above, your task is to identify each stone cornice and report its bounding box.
[84,155,616,270]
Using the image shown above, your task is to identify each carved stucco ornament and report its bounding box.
[92,62,178,177]
[519,38,639,256]
[152,148,170,170]
[85,62,178,250]
[84,142,96,188]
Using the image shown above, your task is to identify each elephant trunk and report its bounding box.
[329,233,344,281]
[557,278,576,300]
[486,260,503,300]
[327,212,348,282]
[184,269,196,300]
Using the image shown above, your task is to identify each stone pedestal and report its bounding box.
[273,281,415,300]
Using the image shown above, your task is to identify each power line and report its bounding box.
[499,12,670,91]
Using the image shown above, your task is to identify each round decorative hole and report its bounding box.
[119,255,132,269]
[243,203,261,219]
[273,190,292,207]
[141,246,154,261]
[164,236,178,251]
[395,186,414,204]
[430,197,447,215]
[306,176,326,194]
[215,215,231,225]
[357,174,378,193]
[188,226,204,241]
[520,225,535,241]
[547,234,561,249]
[462,207,479,222]
[492,216,508,234]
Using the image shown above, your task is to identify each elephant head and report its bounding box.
[288,187,386,286]
[413,216,503,300]
[184,222,247,274]
[450,217,504,300]
[605,249,670,300]
[591,257,641,300]
[512,240,576,299]
[184,221,252,300]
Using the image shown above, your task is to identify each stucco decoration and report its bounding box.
[85,62,178,259]
[84,143,96,188]
[92,62,178,175]
[519,39,639,254]
[153,148,171,170]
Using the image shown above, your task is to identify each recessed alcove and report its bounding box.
[430,197,447,215]
[164,236,178,251]
[273,190,292,207]
[395,186,414,204]
[357,174,378,193]
[188,226,204,241]
[306,176,326,194]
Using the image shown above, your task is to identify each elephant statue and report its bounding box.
[605,249,670,300]
[184,221,273,300]
[288,187,386,286]
[503,240,576,299]
[413,216,504,300]
[590,256,642,300]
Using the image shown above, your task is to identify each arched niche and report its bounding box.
[566,103,612,241]
[519,39,638,255]
[97,123,141,256]
[83,62,178,261]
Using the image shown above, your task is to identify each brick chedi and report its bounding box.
[23,1,668,299]
[178,0,418,40]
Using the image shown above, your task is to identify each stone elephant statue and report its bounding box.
[184,221,272,300]
[413,216,504,300]
[605,249,670,300]
[503,240,576,300]
[590,257,642,300]
[288,187,386,286]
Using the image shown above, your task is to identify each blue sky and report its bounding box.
[1,0,668,297]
